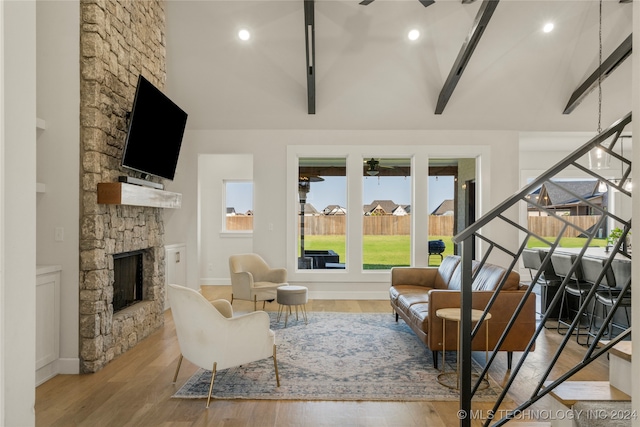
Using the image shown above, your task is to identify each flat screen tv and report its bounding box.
[122,75,188,181]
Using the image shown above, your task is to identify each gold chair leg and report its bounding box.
[172,354,183,383]
[254,295,257,311]
[230,294,234,305]
[273,344,280,387]
[206,362,217,408]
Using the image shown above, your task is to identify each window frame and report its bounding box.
[222,179,254,235]
[287,145,488,285]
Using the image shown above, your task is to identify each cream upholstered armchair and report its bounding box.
[229,253,287,311]
[168,284,280,408]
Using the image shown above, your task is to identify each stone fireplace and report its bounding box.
[79,0,168,373]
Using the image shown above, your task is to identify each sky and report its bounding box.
[226,176,455,214]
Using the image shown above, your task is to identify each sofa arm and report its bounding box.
[426,289,536,352]
[391,267,439,288]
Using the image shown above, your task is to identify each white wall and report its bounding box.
[165,129,521,299]
[1,1,37,425]
[0,1,4,417]
[35,0,80,375]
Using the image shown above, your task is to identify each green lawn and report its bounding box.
[302,234,606,270]
[302,235,455,269]
[527,237,608,248]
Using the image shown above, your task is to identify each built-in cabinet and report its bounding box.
[165,244,187,310]
[36,264,61,386]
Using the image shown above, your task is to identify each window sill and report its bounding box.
[219,231,253,238]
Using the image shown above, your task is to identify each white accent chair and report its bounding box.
[229,253,287,311]
[168,284,280,407]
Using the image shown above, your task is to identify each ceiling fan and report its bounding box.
[365,158,395,176]
[359,0,435,7]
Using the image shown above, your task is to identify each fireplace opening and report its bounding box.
[113,250,144,312]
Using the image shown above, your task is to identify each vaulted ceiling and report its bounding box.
[165,0,632,132]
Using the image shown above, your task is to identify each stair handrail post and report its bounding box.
[458,237,474,427]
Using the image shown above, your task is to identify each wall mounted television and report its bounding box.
[121,75,188,181]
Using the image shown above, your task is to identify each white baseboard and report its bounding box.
[36,361,59,386]
[58,357,80,374]
[200,280,389,300]
[309,290,388,300]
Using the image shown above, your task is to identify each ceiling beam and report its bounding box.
[435,0,499,115]
[563,34,632,114]
[304,0,316,114]
[298,165,457,178]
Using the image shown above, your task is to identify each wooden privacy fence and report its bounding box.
[227,215,454,235]
[527,214,602,238]
[228,214,602,238]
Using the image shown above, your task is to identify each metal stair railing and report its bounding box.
[452,112,632,427]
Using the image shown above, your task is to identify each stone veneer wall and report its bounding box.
[79,0,167,373]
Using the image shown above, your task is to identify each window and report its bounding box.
[224,181,253,232]
[362,158,411,270]
[297,158,347,270]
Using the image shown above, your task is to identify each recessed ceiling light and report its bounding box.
[408,29,420,41]
[543,22,554,33]
[238,29,251,41]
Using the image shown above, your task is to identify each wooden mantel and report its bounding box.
[97,182,182,209]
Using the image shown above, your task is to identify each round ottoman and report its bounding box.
[276,285,308,327]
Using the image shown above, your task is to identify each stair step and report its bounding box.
[608,341,632,396]
[544,381,631,427]
[610,341,632,362]
[544,381,630,406]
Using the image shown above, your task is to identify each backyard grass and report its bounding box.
[527,236,607,248]
[302,235,455,269]
[302,234,606,270]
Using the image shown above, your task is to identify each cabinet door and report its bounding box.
[36,272,60,370]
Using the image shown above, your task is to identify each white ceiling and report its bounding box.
[165,0,633,132]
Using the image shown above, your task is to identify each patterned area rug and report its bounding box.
[172,312,503,402]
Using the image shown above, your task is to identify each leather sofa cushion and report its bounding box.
[396,290,432,313]
[390,285,430,304]
[407,302,430,331]
[434,255,461,289]
[446,261,520,291]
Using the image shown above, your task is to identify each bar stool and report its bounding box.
[589,259,631,343]
[551,253,592,343]
[522,248,561,323]
[580,256,615,345]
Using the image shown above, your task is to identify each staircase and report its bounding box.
[545,342,632,427]
[452,112,633,427]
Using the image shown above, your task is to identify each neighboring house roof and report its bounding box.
[363,200,401,215]
[431,199,455,216]
[542,180,598,206]
[533,180,601,208]
[226,207,236,216]
[299,203,319,215]
[391,205,409,216]
[323,205,347,215]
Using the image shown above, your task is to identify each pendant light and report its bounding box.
[589,0,611,171]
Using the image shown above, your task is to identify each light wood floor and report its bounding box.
[36,286,609,427]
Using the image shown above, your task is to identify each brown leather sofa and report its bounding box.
[390,255,536,369]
